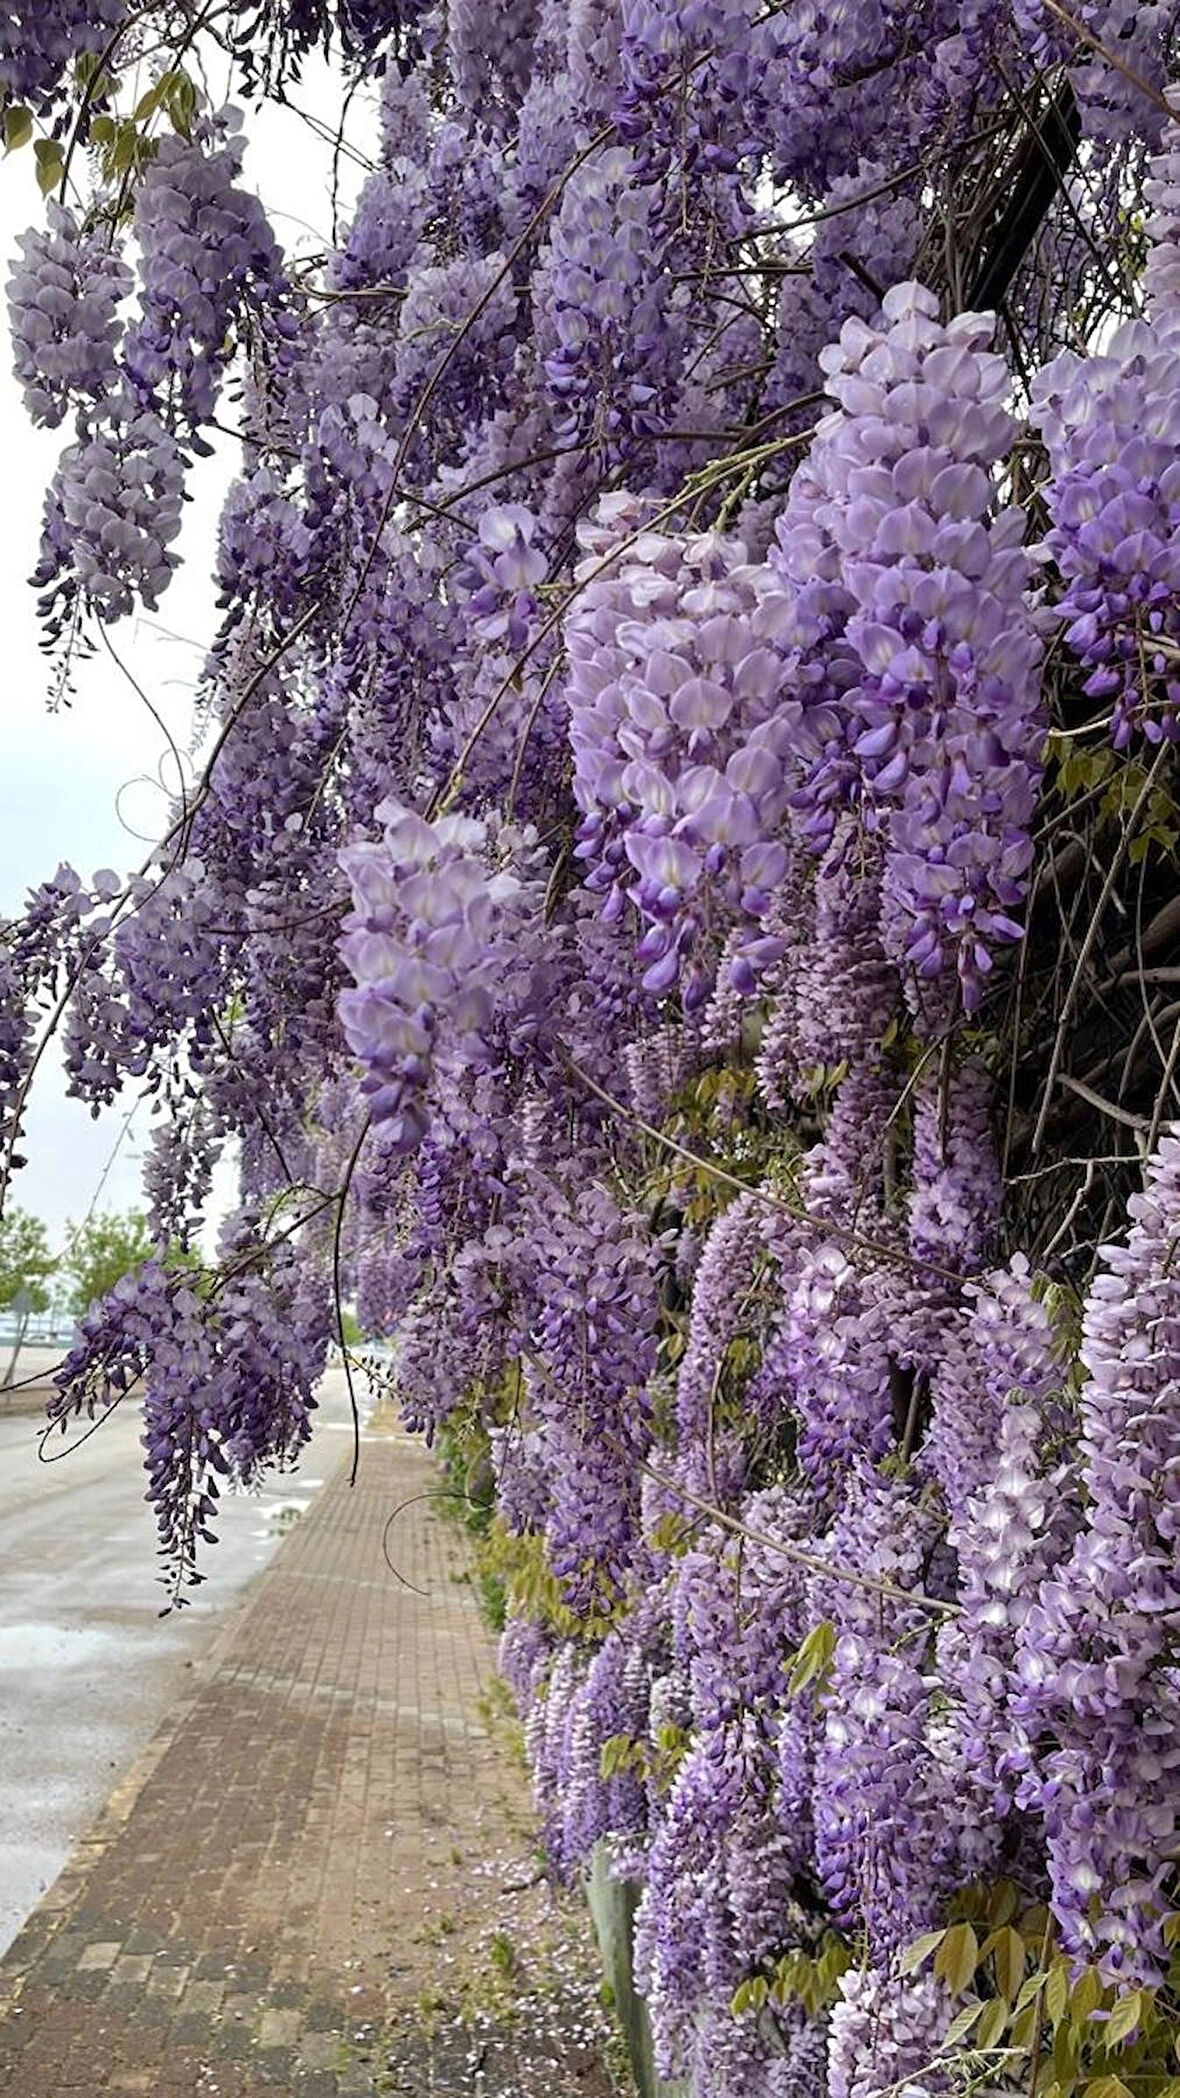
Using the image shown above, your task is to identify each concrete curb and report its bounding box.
[0,1382,56,1420]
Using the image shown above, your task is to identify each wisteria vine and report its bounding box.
[4,4,1180,2094]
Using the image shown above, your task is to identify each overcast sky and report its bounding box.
[1,63,370,1252]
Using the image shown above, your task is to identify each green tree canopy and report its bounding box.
[0,1209,56,1316]
[62,1210,152,1315]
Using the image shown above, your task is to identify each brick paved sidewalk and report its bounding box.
[0,1414,617,2097]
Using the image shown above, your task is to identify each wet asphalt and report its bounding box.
[0,1363,366,1956]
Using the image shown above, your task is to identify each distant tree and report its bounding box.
[0,1208,56,1315]
[0,1209,57,1387]
[62,1210,153,1316]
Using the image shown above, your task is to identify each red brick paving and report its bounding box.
[0,1417,616,2096]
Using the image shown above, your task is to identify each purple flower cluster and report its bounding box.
[35,401,184,623]
[537,146,679,460]
[1013,1125,1180,1981]
[617,0,780,176]
[908,1062,1002,1274]
[338,799,545,1153]
[123,120,291,433]
[458,503,548,648]
[922,1253,1062,1523]
[778,1244,894,1506]
[12,8,1180,2087]
[448,0,539,125]
[766,160,921,424]
[52,1228,328,1605]
[0,0,124,112]
[1032,309,1180,751]
[566,503,800,1007]
[811,1468,956,1958]
[773,282,1044,1015]
[7,203,130,428]
[525,1179,659,1610]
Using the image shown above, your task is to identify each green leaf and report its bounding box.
[1101,1993,1144,2050]
[1071,1969,1104,2025]
[1016,1971,1048,2012]
[987,1881,1020,1928]
[988,1925,1026,2001]
[730,1974,768,2017]
[1080,2078,1132,2098]
[109,118,140,172]
[935,1921,980,1997]
[134,71,182,122]
[1046,1963,1070,2027]
[787,1620,836,1698]
[33,137,63,194]
[1053,2015,1081,2082]
[1011,2002,1041,2051]
[3,105,32,151]
[901,1929,946,1977]
[167,72,197,136]
[977,1998,1010,2050]
[943,2000,984,2047]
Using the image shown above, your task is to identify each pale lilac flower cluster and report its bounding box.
[566,504,800,1007]
[908,1062,1003,1274]
[0,0,124,112]
[338,799,546,1153]
[536,146,678,459]
[773,282,1044,1015]
[7,203,131,428]
[52,1227,328,1604]
[938,1394,1078,1817]
[811,1467,951,1953]
[1032,315,1180,750]
[828,1966,950,2098]
[124,120,291,433]
[458,503,548,649]
[779,1245,894,1506]
[922,1253,1061,1522]
[35,402,184,624]
[1013,1125,1180,1980]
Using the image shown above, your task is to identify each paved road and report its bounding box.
[0,1409,616,2096]
[0,1367,371,1957]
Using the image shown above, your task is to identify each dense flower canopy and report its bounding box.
[5,2,1180,2092]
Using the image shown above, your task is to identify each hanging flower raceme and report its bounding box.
[7,202,131,429]
[535,144,682,462]
[338,798,549,1154]
[0,0,125,113]
[811,1466,953,1958]
[34,399,184,628]
[50,1224,329,1604]
[908,1061,1003,1276]
[1032,114,1180,751]
[123,115,292,434]
[523,1177,661,1611]
[1013,1124,1180,1982]
[772,281,1045,1017]
[566,498,801,1008]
